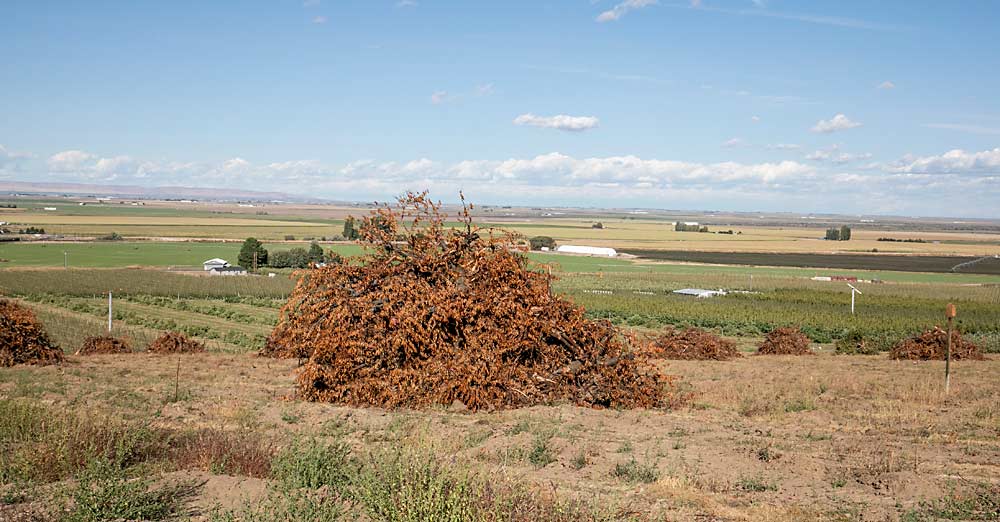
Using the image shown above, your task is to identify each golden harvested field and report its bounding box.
[488,219,1000,255]
[2,351,997,521]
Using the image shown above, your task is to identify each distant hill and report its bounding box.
[0,180,308,201]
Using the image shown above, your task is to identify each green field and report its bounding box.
[0,241,363,268]
[5,241,1000,284]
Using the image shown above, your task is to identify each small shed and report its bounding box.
[555,245,618,257]
[203,258,230,271]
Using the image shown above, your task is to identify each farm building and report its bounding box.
[208,266,247,276]
[673,288,727,298]
[555,245,618,257]
[203,258,231,271]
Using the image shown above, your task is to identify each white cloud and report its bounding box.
[312,15,327,24]
[430,91,449,104]
[47,150,98,172]
[922,123,1000,135]
[722,138,744,148]
[596,0,657,22]
[23,148,1000,216]
[885,148,1000,174]
[395,0,418,7]
[303,0,320,6]
[475,83,494,96]
[513,113,600,132]
[811,113,862,133]
[766,143,800,150]
[805,145,872,164]
[0,145,33,169]
[751,115,761,122]
[877,80,895,89]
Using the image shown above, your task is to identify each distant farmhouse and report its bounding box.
[555,245,618,257]
[202,258,247,275]
[203,258,230,271]
[209,266,247,276]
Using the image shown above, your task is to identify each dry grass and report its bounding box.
[2,351,998,521]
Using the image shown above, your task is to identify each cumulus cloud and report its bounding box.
[475,83,494,96]
[877,80,895,89]
[596,0,657,22]
[751,115,761,122]
[884,148,1000,174]
[430,91,449,105]
[722,138,744,148]
[811,113,862,133]
[513,113,599,132]
[312,15,327,24]
[23,147,1000,217]
[395,0,418,6]
[47,150,97,172]
[805,145,872,164]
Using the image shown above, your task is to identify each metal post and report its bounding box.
[64,252,68,269]
[851,290,855,315]
[108,291,113,333]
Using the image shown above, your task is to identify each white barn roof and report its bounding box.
[673,288,727,298]
[555,245,617,257]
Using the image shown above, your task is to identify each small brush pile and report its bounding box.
[265,192,668,411]
[0,299,64,367]
[757,327,813,355]
[645,327,742,360]
[147,331,206,354]
[889,327,984,361]
[76,335,132,355]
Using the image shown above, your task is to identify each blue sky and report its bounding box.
[2,1,999,217]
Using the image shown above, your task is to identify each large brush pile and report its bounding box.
[265,192,666,411]
[645,327,742,360]
[76,335,132,355]
[757,327,813,355]
[0,300,64,367]
[889,327,985,361]
[147,331,206,354]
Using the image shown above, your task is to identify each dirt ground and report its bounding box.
[1,352,998,521]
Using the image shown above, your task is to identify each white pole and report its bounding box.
[108,291,112,333]
[851,289,855,315]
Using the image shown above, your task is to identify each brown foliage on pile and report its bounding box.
[147,331,205,354]
[76,335,132,355]
[266,192,667,411]
[645,327,742,360]
[0,299,64,367]
[757,327,813,355]
[889,327,984,361]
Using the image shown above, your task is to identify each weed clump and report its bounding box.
[645,327,742,360]
[147,332,205,354]
[757,327,813,356]
[0,299,64,367]
[266,192,667,411]
[834,330,884,355]
[76,336,132,355]
[889,327,984,361]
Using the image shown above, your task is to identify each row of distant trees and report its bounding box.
[825,225,852,241]
[237,238,341,270]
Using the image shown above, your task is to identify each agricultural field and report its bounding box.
[2,201,1000,521]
